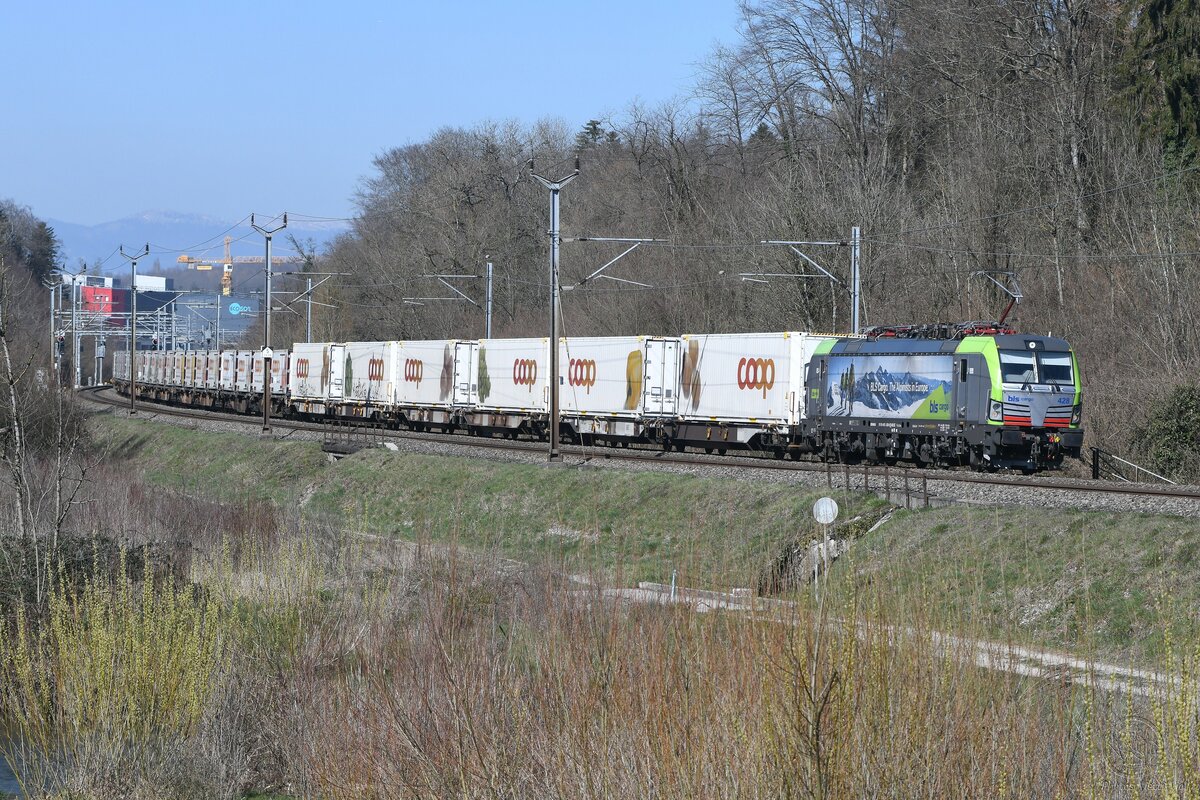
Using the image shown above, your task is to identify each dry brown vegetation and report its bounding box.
[0,457,1199,798]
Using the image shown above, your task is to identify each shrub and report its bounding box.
[0,551,228,797]
[1135,382,1200,480]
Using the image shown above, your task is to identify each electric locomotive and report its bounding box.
[803,331,1083,471]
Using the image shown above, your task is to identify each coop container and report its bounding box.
[203,351,221,390]
[288,343,333,402]
[391,339,477,408]
[557,336,682,418]
[235,350,254,393]
[218,351,238,392]
[342,341,396,407]
[171,351,185,387]
[675,332,833,426]
[475,338,549,413]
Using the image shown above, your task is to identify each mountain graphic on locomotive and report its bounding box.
[110,324,1083,473]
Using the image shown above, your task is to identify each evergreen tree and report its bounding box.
[25,221,58,285]
[575,119,606,150]
[1122,0,1200,162]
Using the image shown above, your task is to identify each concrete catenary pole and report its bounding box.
[484,260,493,339]
[250,212,288,350]
[120,244,149,415]
[850,226,861,334]
[95,339,105,385]
[72,278,80,388]
[530,157,580,462]
[306,277,313,343]
[48,285,55,380]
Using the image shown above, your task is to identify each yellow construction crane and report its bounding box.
[177,235,233,272]
[177,235,306,296]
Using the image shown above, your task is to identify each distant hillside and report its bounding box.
[51,210,349,270]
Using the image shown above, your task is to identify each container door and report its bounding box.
[328,344,346,400]
[643,339,680,415]
[453,341,478,405]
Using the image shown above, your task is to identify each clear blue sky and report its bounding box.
[0,0,740,226]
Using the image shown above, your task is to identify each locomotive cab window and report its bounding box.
[1038,353,1074,385]
[999,351,1036,383]
[999,350,1074,386]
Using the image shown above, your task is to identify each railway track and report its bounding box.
[81,386,1200,515]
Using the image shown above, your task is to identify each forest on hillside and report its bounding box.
[311,0,1199,468]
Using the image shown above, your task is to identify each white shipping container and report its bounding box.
[251,354,264,392]
[171,351,184,387]
[676,332,833,425]
[184,351,199,389]
[235,351,254,393]
[204,352,220,389]
[271,351,288,394]
[250,350,289,394]
[289,343,331,401]
[475,338,549,413]
[387,340,478,408]
[558,336,681,418]
[344,342,395,406]
[219,351,238,392]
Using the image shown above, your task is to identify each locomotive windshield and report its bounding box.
[999,350,1075,386]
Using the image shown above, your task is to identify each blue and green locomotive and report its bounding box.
[803,333,1083,471]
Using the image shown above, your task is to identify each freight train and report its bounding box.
[111,327,1084,472]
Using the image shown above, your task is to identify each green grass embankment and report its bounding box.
[94,413,1200,664]
[844,504,1200,663]
[93,415,888,589]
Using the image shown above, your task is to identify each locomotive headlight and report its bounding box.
[990,400,1004,421]
[1071,404,1082,426]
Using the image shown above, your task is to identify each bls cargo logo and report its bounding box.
[568,358,596,393]
[404,359,423,386]
[367,357,385,382]
[513,358,538,390]
[295,358,310,379]
[737,357,776,398]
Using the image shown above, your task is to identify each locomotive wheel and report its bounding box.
[718,448,728,456]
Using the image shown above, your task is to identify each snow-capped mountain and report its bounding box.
[850,366,948,412]
[50,210,350,270]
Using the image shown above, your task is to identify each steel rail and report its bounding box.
[80,386,1200,504]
